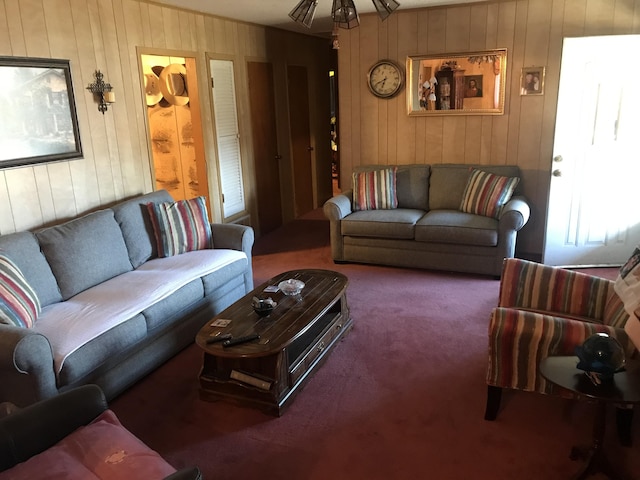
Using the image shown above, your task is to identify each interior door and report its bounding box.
[247,61,282,235]
[287,65,314,217]
[543,35,640,267]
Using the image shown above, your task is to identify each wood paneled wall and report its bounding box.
[337,0,640,257]
[0,0,331,234]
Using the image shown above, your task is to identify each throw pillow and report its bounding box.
[459,168,519,219]
[147,196,213,258]
[0,254,40,328]
[352,167,398,211]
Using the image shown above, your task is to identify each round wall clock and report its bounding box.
[367,60,404,99]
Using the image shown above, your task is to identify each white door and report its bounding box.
[543,35,640,267]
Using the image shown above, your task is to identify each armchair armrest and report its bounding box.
[0,325,58,407]
[498,195,530,231]
[498,258,613,320]
[0,384,108,471]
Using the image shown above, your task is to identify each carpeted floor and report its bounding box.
[110,211,638,480]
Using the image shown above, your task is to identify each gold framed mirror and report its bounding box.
[406,49,507,116]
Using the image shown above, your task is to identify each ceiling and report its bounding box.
[150,0,487,36]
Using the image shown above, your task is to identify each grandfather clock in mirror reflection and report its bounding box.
[435,69,453,110]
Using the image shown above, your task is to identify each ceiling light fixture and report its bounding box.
[289,0,399,29]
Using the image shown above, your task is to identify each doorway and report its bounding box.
[543,35,640,267]
[141,54,209,207]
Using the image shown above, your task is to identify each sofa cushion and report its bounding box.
[111,190,174,268]
[0,232,62,307]
[415,210,498,246]
[36,210,133,301]
[0,254,40,328]
[58,314,147,386]
[459,168,519,218]
[352,167,398,211]
[429,164,521,210]
[396,165,430,210]
[342,209,424,239]
[0,409,176,480]
[142,279,204,331]
[147,196,213,257]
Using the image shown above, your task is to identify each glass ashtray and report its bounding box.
[278,279,305,296]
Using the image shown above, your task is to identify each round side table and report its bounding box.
[540,356,640,480]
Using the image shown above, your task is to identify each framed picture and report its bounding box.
[520,66,545,96]
[464,75,483,98]
[0,56,82,169]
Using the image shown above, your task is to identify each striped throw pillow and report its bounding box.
[0,254,40,328]
[352,167,398,211]
[147,196,213,258]
[459,169,519,219]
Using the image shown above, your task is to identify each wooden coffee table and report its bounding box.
[196,269,352,416]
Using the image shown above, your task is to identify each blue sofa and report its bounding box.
[0,190,254,407]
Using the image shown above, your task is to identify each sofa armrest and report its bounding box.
[498,195,530,231]
[498,258,613,320]
[323,190,353,221]
[210,223,255,291]
[0,384,108,471]
[0,325,58,407]
[211,223,254,255]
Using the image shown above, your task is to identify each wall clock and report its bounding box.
[367,60,404,99]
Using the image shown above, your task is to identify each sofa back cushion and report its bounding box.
[354,165,430,211]
[429,164,521,211]
[0,232,62,307]
[111,190,174,268]
[36,210,133,300]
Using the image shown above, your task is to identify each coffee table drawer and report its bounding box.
[290,318,345,385]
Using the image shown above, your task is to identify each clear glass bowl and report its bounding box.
[278,279,305,296]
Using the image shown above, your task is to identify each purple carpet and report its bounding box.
[110,211,639,479]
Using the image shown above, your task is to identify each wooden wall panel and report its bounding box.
[338,0,640,257]
[0,0,330,235]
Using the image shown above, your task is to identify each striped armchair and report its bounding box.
[484,259,637,430]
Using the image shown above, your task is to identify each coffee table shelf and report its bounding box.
[196,269,352,416]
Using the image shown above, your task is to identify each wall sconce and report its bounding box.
[86,70,115,114]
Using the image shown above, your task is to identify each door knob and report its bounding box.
[552,169,562,177]
[307,146,314,152]
[275,155,282,159]
[553,155,563,162]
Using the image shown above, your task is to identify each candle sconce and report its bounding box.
[86,70,115,114]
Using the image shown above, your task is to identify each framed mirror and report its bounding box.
[406,49,507,116]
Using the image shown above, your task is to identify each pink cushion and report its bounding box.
[0,410,176,480]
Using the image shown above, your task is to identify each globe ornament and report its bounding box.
[575,333,626,385]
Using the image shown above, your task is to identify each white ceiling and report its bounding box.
[151,0,486,36]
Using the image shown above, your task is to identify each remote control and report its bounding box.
[223,333,260,347]
[206,333,232,344]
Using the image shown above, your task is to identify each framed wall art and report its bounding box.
[520,66,545,95]
[0,56,82,169]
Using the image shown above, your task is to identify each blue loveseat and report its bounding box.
[0,190,254,407]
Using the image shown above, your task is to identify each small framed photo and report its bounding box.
[520,66,545,96]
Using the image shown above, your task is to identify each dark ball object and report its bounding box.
[575,333,626,381]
